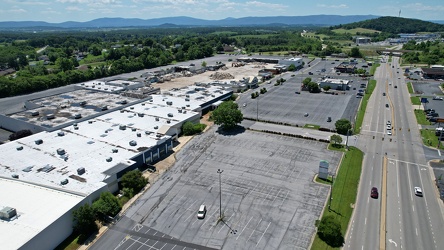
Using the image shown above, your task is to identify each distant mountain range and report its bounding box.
[0,15,382,29]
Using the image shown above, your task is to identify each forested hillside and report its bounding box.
[336,16,444,33]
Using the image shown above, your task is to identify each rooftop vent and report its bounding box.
[145,131,150,135]
[141,103,145,106]
[31,111,39,116]
[35,139,43,145]
[129,140,137,146]
[46,114,55,120]
[121,100,127,105]
[79,101,87,106]
[166,120,171,124]
[186,104,190,107]
[119,125,127,130]
[130,107,134,110]
[112,148,118,153]
[101,106,108,111]
[106,157,113,162]
[74,126,79,130]
[137,133,141,137]
[57,148,66,155]
[77,167,85,175]
[154,126,158,129]
[120,110,124,113]
[73,123,77,126]
[74,114,82,119]
[185,98,190,101]
[16,146,23,151]
[186,94,190,97]
[22,166,33,172]
[167,113,173,117]
[60,179,69,185]
[156,134,162,138]
[166,101,173,105]
[88,120,93,124]
[178,109,182,113]
[183,111,187,114]
[155,117,159,121]
[56,131,65,137]
[0,207,17,220]
[11,174,19,179]
[138,113,144,117]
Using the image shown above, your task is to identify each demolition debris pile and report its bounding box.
[209,72,235,80]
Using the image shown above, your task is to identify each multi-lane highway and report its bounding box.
[345,56,444,250]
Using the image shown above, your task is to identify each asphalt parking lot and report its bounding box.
[237,69,365,129]
[107,127,341,250]
[412,81,444,118]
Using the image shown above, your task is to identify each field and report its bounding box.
[332,28,380,35]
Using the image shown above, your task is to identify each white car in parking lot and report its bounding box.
[387,130,392,135]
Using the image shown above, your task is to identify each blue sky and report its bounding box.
[1,0,443,23]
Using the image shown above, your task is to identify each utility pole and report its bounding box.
[328,173,335,211]
[217,169,224,220]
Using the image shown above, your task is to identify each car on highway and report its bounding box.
[414,187,423,197]
[433,96,443,100]
[383,92,386,96]
[387,120,391,125]
[371,187,379,199]
[304,113,309,117]
[387,125,391,130]
[197,205,207,219]
[385,104,389,108]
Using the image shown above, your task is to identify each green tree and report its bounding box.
[350,47,362,58]
[92,192,121,220]
[288,64,296,71]
[303,77,312,85]
[307,82,320,93]
[317,215,344,247]
[335,118,352,135]
[330,134,342,146]
[121,170,148,195]
[322,85,331,92]
[72,203,97,236]
[201,61,207,67]
[182,121,206,136]
[211,101,243,130]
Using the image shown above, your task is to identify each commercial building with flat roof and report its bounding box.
[318,79,351,91]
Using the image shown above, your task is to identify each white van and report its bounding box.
[197,205,206,219]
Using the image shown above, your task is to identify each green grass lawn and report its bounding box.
[332,28,380,35]
[355,79,377,134]
[79,54,105,65]
[420,129,444,149]
[369,63,380,76]
[311,147,364,250]
[304,124,321,130]
[414,109,431,125]
[54,233,81,250]
[410,96,421,105]
[407,82,414,94]
[328,143,346,152]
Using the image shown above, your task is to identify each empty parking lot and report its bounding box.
[92,126,341,250]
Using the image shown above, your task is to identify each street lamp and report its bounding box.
[217,169,224,220]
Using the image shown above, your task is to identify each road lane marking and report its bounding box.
[380,156,387,250]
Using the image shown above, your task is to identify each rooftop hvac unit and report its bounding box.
[186,104,190,107]
[156,134,162,138]
[154,125,158,129]
[22,166,32,172]
[129,140,137,146]
[166,120,171,124]
[106,157,113,162]
[0,207,17,220]
[167,113,173,117]
[145,131,150,135]
[130,107,134,110]
[138,113,144,117]
[112,148,118,153]
[74,114,82,119]
[183,111,187,114]
[16,146,23,151]
[35,139,43,145]
[155,117,160,121]
[131,128,137,132]
[178,109,182,113]
[46,114,55,120]
[73,123,77,126]
[77,167,85,175]
[166,101,173,105]
[11,174,19,179]
[119,125,127,130]
[212,95,215,97]
[58,131,65,136]
[120,110,125,113]
[137,133,141,137]
[185,98,190,101]
[57,148,66,155]
[79,101,87,106]
[101,106,108,111]
[141,103,145,106]
[31,111,39,116]
[74,126,79,130]
[88,120,93,124]
[186,94,190,97]
[121,100,127,105]
[60,179,69,185]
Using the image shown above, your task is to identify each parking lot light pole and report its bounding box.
[217,169,223,220]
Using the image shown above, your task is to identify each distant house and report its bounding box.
[223,45,235,53]
[356,37,371,44]
[0,68,16,76]
[38,55,49,61]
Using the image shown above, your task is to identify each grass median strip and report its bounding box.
[354,79,376,134]
[312,147,363,249]
[414,109,431,125]
[407,82,414,94]
[420,129,444,149]
[411,96,421,105]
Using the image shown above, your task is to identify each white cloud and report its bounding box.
[6,0,48,5]
[66,6,82,11]
[317,4,348,9]
[41,8,61,14]
[56,0,117,3]
[9,8,27,13]
[403,3,444,12]
[245,1,286,9]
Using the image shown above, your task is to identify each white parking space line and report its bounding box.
[247,218,263,242]
[256,222,271,247]
[236,217,253,240]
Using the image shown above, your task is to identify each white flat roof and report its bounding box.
[0,178,83,250]
[149,95,202,112]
